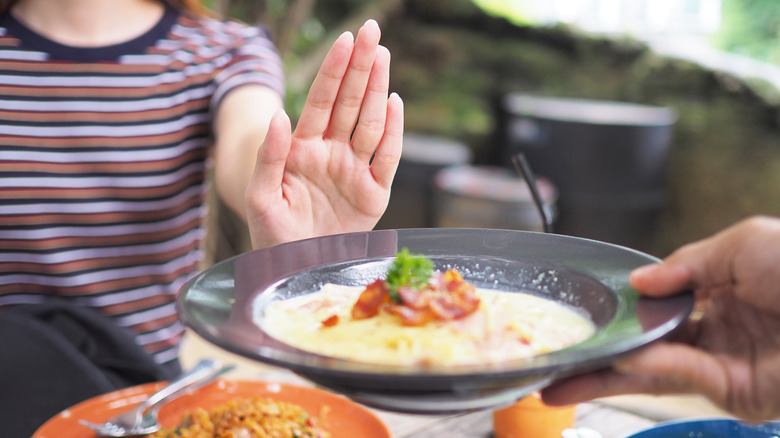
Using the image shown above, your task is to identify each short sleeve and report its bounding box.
[210,22,285,113]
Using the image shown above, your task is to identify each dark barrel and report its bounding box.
[376,133,472,230]
[496,94,677,250]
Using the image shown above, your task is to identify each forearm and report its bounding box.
[213,85,283,220]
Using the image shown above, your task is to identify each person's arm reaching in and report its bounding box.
[213,19,402,250]
[542,215,780,422]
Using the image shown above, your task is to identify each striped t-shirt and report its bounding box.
[0,7,285,365]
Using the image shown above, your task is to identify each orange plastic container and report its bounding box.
[493,393,577,438]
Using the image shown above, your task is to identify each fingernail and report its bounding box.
[272,107,287,120]
[389,92,403,107]
[339,30,354,42]
[364,18,378,28]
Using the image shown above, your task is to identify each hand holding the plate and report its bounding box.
[244,19,404,249]
[542,215,780,422]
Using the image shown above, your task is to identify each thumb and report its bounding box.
[629,262,691,297]
[248,108,291,198]
[629,224,740,297]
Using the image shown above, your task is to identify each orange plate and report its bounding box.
[33,379,391,438]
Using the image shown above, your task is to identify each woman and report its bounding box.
[0,0,402,434]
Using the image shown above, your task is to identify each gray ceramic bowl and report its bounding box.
[178,228,693,414]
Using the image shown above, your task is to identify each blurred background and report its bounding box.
[203,0,780,263]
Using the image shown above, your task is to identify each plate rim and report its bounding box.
[32,378,392,438]
[624,417,780,437]
[177,228,693,387]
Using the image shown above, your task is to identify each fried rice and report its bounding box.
[151,396,330,438]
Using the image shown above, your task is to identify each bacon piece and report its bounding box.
[396,285,430,309]
[429,281,480,320]
[429,297,468,320]
[428,271,447,290]
[385,304,436,326]
[351,279,390,320]
[443,269,465,291]
[352,269,481,325]
[321,314,339,327]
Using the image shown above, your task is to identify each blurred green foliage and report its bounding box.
[470,0,535,25]
[205,0,780,263]
[713,0,780,65]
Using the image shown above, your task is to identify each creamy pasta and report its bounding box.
[261,283,595,366]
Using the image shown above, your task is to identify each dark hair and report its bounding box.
[0,0,210,17]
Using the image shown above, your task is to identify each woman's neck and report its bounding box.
[11,0,165,47]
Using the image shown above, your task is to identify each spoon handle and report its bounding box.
[512,152,554,234]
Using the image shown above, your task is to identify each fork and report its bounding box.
[79,358,234,437]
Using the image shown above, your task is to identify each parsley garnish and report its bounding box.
[385,248,434,303]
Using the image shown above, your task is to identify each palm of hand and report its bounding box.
[245,21,403,249]
[277,134,390,239]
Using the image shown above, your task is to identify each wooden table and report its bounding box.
[180,330,730,438]
[243,367,658,438]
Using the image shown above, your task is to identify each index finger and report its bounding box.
[629,262,692,297]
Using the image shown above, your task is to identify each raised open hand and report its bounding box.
[542,216,780,422]
[245,19,403,249]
